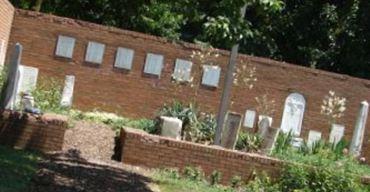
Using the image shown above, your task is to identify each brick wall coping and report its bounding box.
[0,110,68,127]
[122,127,284,166]
[14,9,370,86]
[2,0,14,10]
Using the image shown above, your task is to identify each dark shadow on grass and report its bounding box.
[29,149,153,192]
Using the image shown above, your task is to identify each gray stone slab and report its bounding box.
[221,112,242,149]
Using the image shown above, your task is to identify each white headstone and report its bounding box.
[291,137,303,148]
[307,130,322,147]
[60,75,75,107]
[114,47,134,70]
[350,101,369,156]
[201,65,221,87]
[55,35,76,58]
[329,124,345,145]
[160,116,182,140]
[15,65,38,107]
[85,41,105,64]
[173,59,192,82]
[144,53,164,77]
[280,93,306,136]
[243,110,256,128]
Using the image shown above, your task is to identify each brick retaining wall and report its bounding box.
[120,127,283,184]
[0,110,68,152]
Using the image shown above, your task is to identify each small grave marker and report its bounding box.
[221,112,242,149]
[60,75,75,107]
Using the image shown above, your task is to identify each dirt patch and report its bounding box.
[63,121,117,162]
[28,151,155,192]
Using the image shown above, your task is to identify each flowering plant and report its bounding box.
[321,90,346,124]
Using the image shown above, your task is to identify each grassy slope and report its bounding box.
[0,146,41,192]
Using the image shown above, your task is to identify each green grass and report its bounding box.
[151,169,235,192]
[0,145,41,192]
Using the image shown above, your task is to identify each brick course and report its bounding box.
[0,110,68,152]
[121,127,283,184]
[5,9,370,159]
[0,0,14,65]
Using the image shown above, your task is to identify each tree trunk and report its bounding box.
[31,0,43,12]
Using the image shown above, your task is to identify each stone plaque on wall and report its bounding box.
[243,110,256,128]
[0,40,5,66]
[55,35,76,58]
[173,59,192,82]
[329,124,345,145]
[221,112,242,149]
[201,65,221,87]
[60,75,75,107]
[114,47,134,70]
[144,53,164,77]
[85,41,105,64]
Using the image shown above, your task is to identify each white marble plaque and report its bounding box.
[60,75,75,107]
[144,53,164,77]
[307,130,322,147]
[173,59,192,82]
[85,41,105,64]
[15,65,39,105]
[55,35,76,58]
[160,116,182,140]
[280,93,306,136]
[201,65,221,87]
[329,124,345,145]
[114,47,134,70]
[243,110,256,128]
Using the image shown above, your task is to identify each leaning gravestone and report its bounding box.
[60,75,75,107]
[329,124,345,145]
[221,112,242,149]
[160,116,182,140]
[261,127,280,155]
[258,117,270,139]
[2,43,22,110]
[350,101,369,156]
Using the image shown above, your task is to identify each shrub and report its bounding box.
[272,131,293,154]
[183,166,204,181]
[243,173,279,192]
[210,170,222,186]
[235,131,263,152]
[158,101,217,144]
[230,175,242,188]
[32,76,65,113]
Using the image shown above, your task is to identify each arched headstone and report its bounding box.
[280,93,306,136]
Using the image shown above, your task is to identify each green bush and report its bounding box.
[235,131,263,152]
[210,170,222,186]
[158,101,216,144]
[32,76,65,113]
[183,166,204,181]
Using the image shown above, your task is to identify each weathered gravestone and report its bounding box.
[258,115,273,127]
[160,116,182,140]
[60,75,75,107]
[330,124,345,145]
[257,117,281,154]
[350,101,369,156]
[221,112,242,149]
[243,109,256,129]
[307,130,322,147]
[280,93,306,136]
[1,43,22,110]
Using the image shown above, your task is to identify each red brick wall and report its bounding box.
[6,10,370,159]
[121,128,283,184]
[0,111,68,152]
[0,0,14,65]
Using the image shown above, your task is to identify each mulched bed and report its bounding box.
[28,121,159,192]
